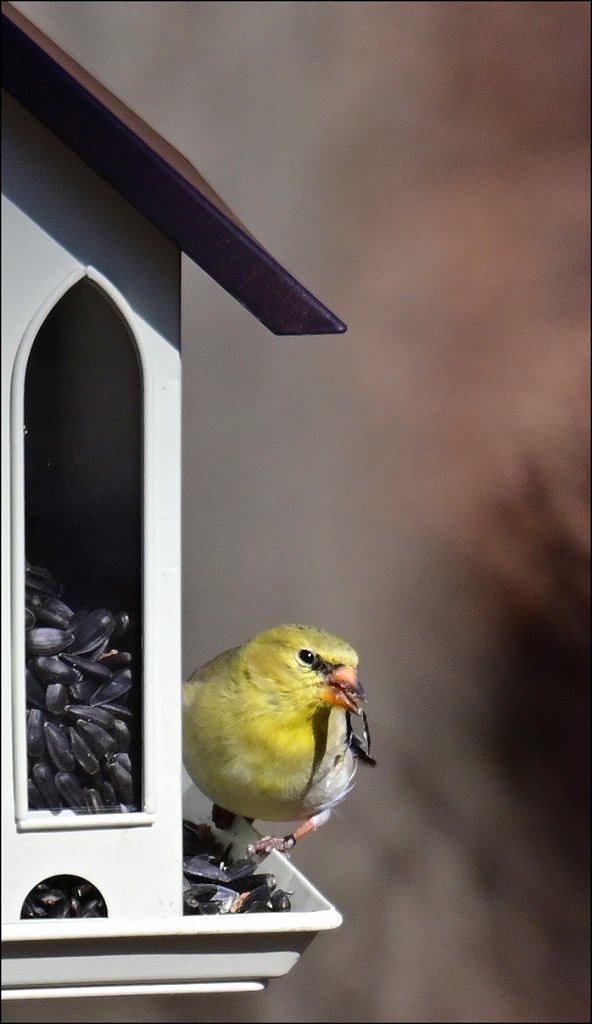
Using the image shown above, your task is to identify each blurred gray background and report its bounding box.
[5,2,590,1022]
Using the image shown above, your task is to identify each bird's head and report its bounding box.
[242,624,364,715]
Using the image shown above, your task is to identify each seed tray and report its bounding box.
[2,802,342,999]
[4,683,342,998]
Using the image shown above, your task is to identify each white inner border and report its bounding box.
[11,266,156,831]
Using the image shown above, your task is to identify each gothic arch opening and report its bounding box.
[23,277,143,814]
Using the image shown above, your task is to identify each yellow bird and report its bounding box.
[183,624,375,855]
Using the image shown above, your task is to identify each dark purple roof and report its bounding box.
[1,2,346,336]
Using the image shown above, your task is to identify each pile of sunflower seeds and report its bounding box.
[21,875,107,919]
[25,563,137,814]
[182,820,292,915]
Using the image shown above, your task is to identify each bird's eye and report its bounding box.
[298,649,316,666]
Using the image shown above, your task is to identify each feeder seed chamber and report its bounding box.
[1,3,346,1000]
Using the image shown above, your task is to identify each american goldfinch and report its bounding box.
[183,624,375,855]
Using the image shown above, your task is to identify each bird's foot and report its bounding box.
[247,833,296,857]
[247,809,333,857]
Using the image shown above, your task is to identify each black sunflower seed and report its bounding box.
[84,788,104,813]
[26,708,46,758]
[27,628,74,657]
[68,727,100,775]
[110,718,131,752]
[44,597,74,620]
[31,761,61,809]
[55,771,87,808]
[37,887,66,908]
[34,606,71,630]
[105,761,133,804]
[237,883,275,911]
[65,704,117,730]
[28,780,45,809]
[61,654,113,683]
[269,889,292,911]
[86,638,111,661]
[45,683,69,715]
[183,883,237,912]
[182,856,231,883]
[29,655,81,686]
[22,898,48,918]
[73,882,93,901]
[101,781,118,806]
[44,721,76,772]
[69,610,115,656]
[223,858,259,882]
[112,751,132,772]
[75,720,118,758]
[90,669,132,706]
[111,612,130,642]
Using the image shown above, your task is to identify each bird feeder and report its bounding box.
[1,2,345,1000]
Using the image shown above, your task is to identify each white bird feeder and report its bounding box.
[1,2,345,1001]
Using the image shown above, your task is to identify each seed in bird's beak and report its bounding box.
[321,665,364,714]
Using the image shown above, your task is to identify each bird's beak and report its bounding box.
[321,665,365,714]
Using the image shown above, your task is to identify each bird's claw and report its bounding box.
[247,833,296,857]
